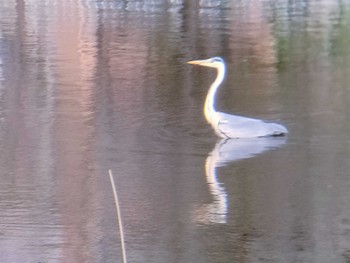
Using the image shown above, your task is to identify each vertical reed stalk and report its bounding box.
[109,169,127,263]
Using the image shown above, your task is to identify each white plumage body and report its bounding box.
[209,111,288,139]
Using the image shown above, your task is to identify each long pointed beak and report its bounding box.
[187,60,203,65]
[187,59,211,66]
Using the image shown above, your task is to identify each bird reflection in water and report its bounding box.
[193,137,286,224]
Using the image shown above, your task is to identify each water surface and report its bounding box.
[1,0,350,262]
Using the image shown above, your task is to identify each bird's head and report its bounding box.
[187,57,224,68]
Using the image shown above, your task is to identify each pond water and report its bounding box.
[1,0,350,262]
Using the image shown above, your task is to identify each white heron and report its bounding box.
[187,57,288,139]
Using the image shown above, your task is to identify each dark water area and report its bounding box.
[1,0,350,262]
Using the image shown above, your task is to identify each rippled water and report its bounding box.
[1,0,350,262]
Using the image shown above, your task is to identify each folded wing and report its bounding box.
[216,112,288,139]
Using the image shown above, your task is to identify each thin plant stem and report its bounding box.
[109,169,127,263]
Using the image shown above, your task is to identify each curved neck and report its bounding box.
[204,63,225,123]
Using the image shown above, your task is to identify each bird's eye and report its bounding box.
[211,57,223,63]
